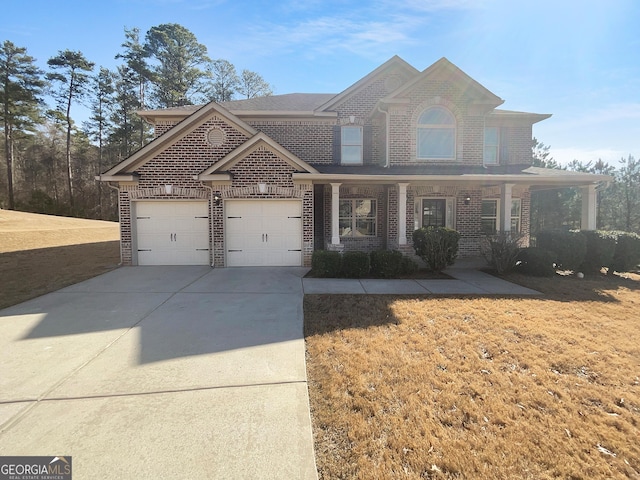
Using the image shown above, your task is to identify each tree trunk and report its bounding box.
[65,75,75,209]
[3,116,14,209]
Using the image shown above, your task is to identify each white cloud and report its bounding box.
[237,12,427,60]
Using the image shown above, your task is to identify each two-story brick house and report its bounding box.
[99,56,609,267]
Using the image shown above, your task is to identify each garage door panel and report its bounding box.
[225,200,302,267]
[135,201,210,266]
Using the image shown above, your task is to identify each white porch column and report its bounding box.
[331,183,341,244]
[500,183,514,233]
[581,184,597,230]
[397,183,409,245]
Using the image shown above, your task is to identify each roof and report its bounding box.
[490,109,552,124]
[382,57,504,109]
[294,164,611,186]
[221,93,337,112]
[317,55,419,111]
[100,102,258,179]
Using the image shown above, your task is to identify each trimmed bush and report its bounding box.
[370,250,403,278]
[610,231,640,273]
[369,250,419,278]
[311,250,342,278]
[412,227,460,272]
[400,256,419,275]
[515,247,557,277]
[341,251,370,278]
[579,230,617,274]
[536,230,586,271]
[481,232,525,274]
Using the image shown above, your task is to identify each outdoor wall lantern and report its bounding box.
[213,194,222,206]
[464,196,471,205]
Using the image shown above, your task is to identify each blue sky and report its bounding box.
[2,0,638,166]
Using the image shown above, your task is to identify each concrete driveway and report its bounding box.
[0,267,317,479]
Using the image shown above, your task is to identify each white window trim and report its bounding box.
[414,197,456,230]
[339,198,377,237]
[481,198,521,233]
[341,126,363,165]
[483,126,500,166]
[416,106,456,161]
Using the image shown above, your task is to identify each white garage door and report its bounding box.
[226,200,302,267]
[135,201,210,265]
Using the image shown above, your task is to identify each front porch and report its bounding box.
[309,179,600,258]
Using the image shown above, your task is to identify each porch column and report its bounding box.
[500,183,514,233]
[581,184,597,230]
[397,183,409,245]
[331,183,341,244]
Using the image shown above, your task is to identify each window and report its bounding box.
[341,126,363,165]
[415,198,456,230]
[481,199,521,234]
[339,199,376,237]
[484,127,499,165]
[417,106,456,159]
[481,199,498,234]
[422,199,446,227]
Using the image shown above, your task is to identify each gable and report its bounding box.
[100,102,258,180]
[199,132,318,181]
[382,57,504,112]
[317,55,419,113]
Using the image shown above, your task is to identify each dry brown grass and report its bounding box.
[0,209,120,309]
[305,272,640,479]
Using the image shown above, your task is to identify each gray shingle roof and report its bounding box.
[221,93,337,112]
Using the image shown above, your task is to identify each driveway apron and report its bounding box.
[0,266,317,479]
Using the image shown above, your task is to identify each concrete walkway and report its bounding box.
[0,267,317,479]
[0,265,537,479]
[303,268,541,295]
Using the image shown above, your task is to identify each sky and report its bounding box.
[2,0,639,166]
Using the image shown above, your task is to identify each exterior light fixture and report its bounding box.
[464,196,471,205]
[213,194,222,206]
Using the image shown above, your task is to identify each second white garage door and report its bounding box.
[225,200,302,267]
[135,201,210,265]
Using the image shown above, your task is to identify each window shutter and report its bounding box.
[500,127,510,164]
[332,125,341,164]
[363,125,373,164]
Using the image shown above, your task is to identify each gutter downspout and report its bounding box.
[377,105,390,168]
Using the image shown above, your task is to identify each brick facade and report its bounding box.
[108,57,550,267]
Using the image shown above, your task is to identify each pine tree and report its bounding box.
[0,40,45,209]
[144,23,210,107]
[47,50,95,209]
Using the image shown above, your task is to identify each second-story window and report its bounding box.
[484,127,500,165]
[341,126,363,165]
[417,106,456,160]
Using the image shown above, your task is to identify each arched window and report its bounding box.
[417,106,456,159]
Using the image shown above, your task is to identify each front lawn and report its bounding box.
[304,272,640,479]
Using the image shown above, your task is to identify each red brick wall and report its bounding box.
[138,116,248,188]
[247,120,335,165]
[210,148,314,267]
